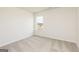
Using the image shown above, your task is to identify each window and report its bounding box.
[36,16,44,24]
[36,16,44,30]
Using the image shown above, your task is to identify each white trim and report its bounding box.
[0,33,33,47]
[34,34,76,43]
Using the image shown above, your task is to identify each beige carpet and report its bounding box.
[0,36,78,52]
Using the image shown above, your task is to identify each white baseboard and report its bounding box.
[34,34,76,43]
[0,33,33,47]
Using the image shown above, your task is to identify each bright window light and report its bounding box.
[36,16,44,24]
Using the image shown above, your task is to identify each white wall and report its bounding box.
[0,8,33,47]
[76,8,79,47]
[35,8,77,43]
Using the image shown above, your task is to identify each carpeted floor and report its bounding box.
[0,36,78,52]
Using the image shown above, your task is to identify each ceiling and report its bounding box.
[20,7,50,13]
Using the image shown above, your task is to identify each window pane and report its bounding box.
[36,16,44,23]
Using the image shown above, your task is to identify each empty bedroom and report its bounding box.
[0,7,79,52]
